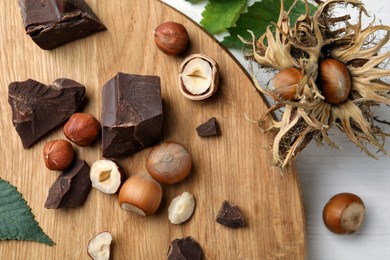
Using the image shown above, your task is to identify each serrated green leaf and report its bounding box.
[0,178,55,246]
[200,0,248,34]
[222,0,317,48]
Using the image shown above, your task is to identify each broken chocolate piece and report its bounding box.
[8,78,85,148]
[196,117,220,137]
[216,200,245,229]
[45,160,91,209]
[102,73,163,158]
[19,0,106,50]
[167,236,203,260]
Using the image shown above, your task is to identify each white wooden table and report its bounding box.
[161,1,390,259]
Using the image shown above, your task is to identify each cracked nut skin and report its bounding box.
[154,21,189,56]
[64,113,101,147]
[43,139,74,171]
[179,54,219,100]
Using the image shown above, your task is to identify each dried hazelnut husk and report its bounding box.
[179,54,219,100]
[43,139,74,171]
[154,21,189,56]
[64,113,101,147]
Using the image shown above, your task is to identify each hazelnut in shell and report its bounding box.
[322,192,365,234]
[64,113,101,147]
[118,175,162,216]
[146,141,192,184]
[179,54,219,100]
[43,139,74,171]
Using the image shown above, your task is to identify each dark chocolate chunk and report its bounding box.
[45,160,91,209]
[8,78,85,148]
[102,73,163,158]
[216,200,245,229]
[167,236,203,260]
[19,0,106,50]
[196,117,220,137]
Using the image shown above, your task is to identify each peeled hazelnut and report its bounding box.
[323,192,365,234]
[179,54,219,100]
[146,141,192,184]
[90,159,124,194]
[87,231,112,260]
[168,192,196,225]
[64,113,101,147]
[118,175,162,216]
[43,139,74,171]
[154,21,189,56]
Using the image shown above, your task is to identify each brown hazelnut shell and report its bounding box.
[118,175,162,216]
[146,141,192,184]
[179,54,219,100]
[322,192,365,234]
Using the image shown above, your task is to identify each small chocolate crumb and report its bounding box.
[196,117,220,137]
[167,236,203,260]
[45,160,91,209]
[216,200,245,229]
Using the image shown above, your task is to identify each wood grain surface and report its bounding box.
[0,1,306,259]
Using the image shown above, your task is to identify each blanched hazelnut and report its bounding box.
[90,159,124,194]
[87,231,112,260]
[43,139,74,171]
[168,192,196,224]
[64,113,101,147]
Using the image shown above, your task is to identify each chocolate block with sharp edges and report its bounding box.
[196,117,220,137]
[102,73,163,158]
[45,160,91,209]
[216,200,245,229]
[167,236,203,260]
[18,0,106,50]
[8,78,85,148]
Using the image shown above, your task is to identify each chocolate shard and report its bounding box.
[8,78,85,149]
[196,117,220,137]
[18,0,106,50]
[167,236,203,260]
[216,200,245,229]
[45,160,91,209]
[102,73,163,158]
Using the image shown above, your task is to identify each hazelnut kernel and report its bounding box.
[43,139,74,171]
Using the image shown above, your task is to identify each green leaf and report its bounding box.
[200,0,248,34]
[222,0,317,48]
[0,178,55,246]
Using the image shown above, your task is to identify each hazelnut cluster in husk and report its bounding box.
[242,0,390,168]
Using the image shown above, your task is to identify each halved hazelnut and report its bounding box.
[90,159,124,194]
[168,192,196,225]
[118,175,162,216]
[179,54,219,100]
[87,231,112,260]
[146,141,192,184]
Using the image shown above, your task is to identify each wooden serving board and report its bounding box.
[0,1,306,259]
